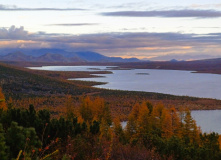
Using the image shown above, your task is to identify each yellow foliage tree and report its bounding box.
[7,97,13,109]
[93,97,105,121]
[126,112,137,138]
[92,97,112,126]
[0,87,7,111]
[100,118,111,140]
[161,109,173,139]
[170,107,182,137]
[218,135,221,149]
[79,96,94,123]
[137,102,151,137]
[183,109,200,143]
[113,117,123,137]
[151,102,164,130]
[130,103,140,120]
[126,102,151,142]
[126,103,140,140]
[65,95,75,120]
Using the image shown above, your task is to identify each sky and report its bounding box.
[0,0,221,60]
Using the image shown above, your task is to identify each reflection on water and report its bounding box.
[27,66,116,71]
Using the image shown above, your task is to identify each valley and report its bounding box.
[0,61,220,119]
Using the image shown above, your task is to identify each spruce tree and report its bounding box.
[0,123,8,160]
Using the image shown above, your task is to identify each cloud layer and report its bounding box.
[0,4,85,11]
[0,26,221,59]
[46,23,99,26]
[101,9,221,18]
[0,26,28,39]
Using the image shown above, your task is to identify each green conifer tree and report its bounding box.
[0,123,8,160]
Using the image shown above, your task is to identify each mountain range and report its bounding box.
[0,49,141,63]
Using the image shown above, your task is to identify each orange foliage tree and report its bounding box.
[125,101,202,145]
[0,87,7,111]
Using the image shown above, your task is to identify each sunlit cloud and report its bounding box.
[190,3,221,9]
[0,40,40,48]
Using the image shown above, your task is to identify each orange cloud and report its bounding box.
[0,40,49,48]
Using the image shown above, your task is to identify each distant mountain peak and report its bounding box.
[0,48,142,63]
[2,51,34,61]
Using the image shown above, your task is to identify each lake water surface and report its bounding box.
[190,110,221,133]
[28,65,221,100]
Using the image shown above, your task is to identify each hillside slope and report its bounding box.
[0,63,220,113]
[1,49,140,62]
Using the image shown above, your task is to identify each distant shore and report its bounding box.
[2,58,221,75]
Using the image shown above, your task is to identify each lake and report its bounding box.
[28,65,221,133]
[28,65,221,99]
[192,110,221,133]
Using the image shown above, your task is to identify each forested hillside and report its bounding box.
[0,62,221,159]
[1,93,221,159]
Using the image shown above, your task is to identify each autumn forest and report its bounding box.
[0,61,221,160]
